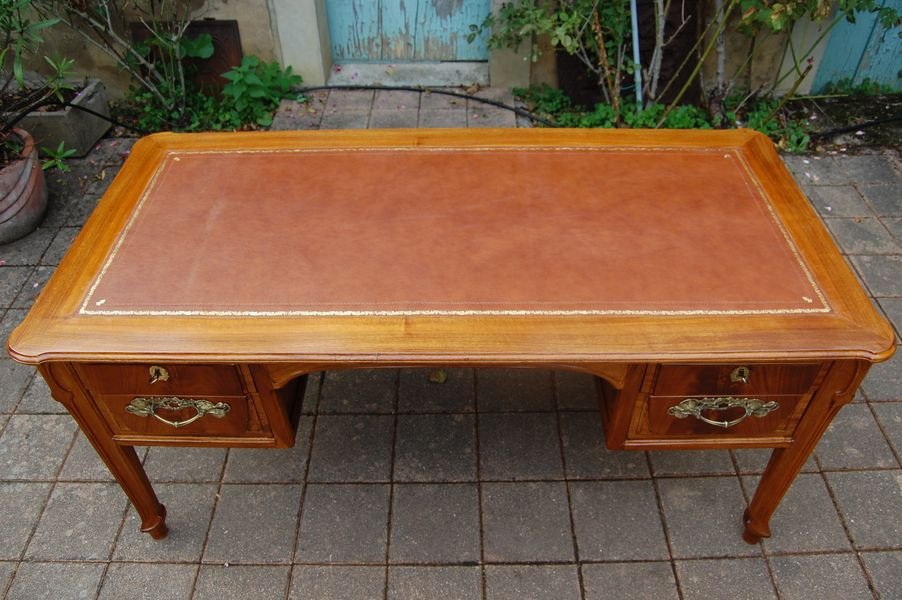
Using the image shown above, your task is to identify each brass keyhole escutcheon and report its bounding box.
[730,366,751,384]
[149,365,170,384]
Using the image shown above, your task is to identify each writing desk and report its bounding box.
[7,129,895,543]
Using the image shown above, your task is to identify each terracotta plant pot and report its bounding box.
[0,128,48,244]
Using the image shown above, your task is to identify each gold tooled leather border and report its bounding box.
[80,146,831,317]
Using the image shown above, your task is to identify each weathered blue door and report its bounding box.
[326,0,491,61]
[813,0,902,91]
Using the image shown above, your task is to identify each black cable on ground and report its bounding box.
[297,84,558,128]
[810,114,902,139]
[57,101,151,136]
[51,86,902,139]
[57,84,557,134]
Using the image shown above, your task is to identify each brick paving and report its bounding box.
[0,88,900,599]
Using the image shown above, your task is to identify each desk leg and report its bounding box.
[40,363,169,540]
[743,360,869,544]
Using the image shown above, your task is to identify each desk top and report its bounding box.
[7,129,895,364]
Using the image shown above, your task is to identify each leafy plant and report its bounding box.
[514,84,572,115]
[221,56,302,127]
[115,55,302,132]
[475,0,694,115]
[516,83,810,150]
[700,0,902,128]
[0,0,59,87]
[32,0,215,129]
[472,0,635,123]
[740,99,811,152]
[738,0,901,32]
[820,77,896,96]
[40,140,76,171]
[1,1,74,165]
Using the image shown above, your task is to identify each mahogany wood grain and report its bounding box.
[652,363,822,396]
[77,363,245,395]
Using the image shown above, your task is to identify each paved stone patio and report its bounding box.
[0,88,900,599]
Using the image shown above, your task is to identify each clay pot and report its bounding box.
[0,128,48,245]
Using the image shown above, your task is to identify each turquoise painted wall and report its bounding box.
[813,0,902,92]
[326,0,491,62]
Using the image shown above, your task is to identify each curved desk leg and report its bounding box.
[743,360,869,544]
[40,363,169,540]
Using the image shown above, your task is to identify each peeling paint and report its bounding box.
[327,0,490,61]
[432,0,464,19]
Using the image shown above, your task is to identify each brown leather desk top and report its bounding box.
[7,129,895,364]
[84,143,820,315]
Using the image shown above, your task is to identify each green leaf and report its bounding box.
[12,52,24,86]
[28,18,61,32]
[181,33,215,59]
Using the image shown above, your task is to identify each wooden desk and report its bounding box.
[7,129,895,543]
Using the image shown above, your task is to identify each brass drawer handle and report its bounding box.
[148,366,170,384]
[126,396,231,428]
[667,397,779,429]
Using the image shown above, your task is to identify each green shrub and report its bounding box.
[222,56,302,127]
[516,84,811,151]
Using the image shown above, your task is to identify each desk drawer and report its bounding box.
[623,363,825,445]
[643,393,803,438]
[654,364,820,397]
[98,393,257,439]
[77,364,245,396]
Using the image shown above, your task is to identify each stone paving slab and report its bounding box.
[25,482,127,561]
[0,482,52,560]
[481,481,574,562]
[484,564,581,600]
[222,418,313,484]
[289,565,385,600]
[306,415,394,482]
[98,563,197,600]
[559,412,651,479]
[389,483,481,563]
[295,483,390,564]
[194,565,289,599]
[744,474,850,554]
[478,412,564,480]
[114,483,217,563]
[826,470,902,549]
[387,566,481,600]
[6,562,105,600]
[675,557,776,600]
[658,476,760,559]
[203,483,303,564]
[582,562,679,600]
[398,368,475,413]
[393,414,477,482]
[144,447,227,483]
[569,480,669,561]
[815,403,898,469]
[861,551,902,600]
[770,554,873,599]
[0,88,899,598]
